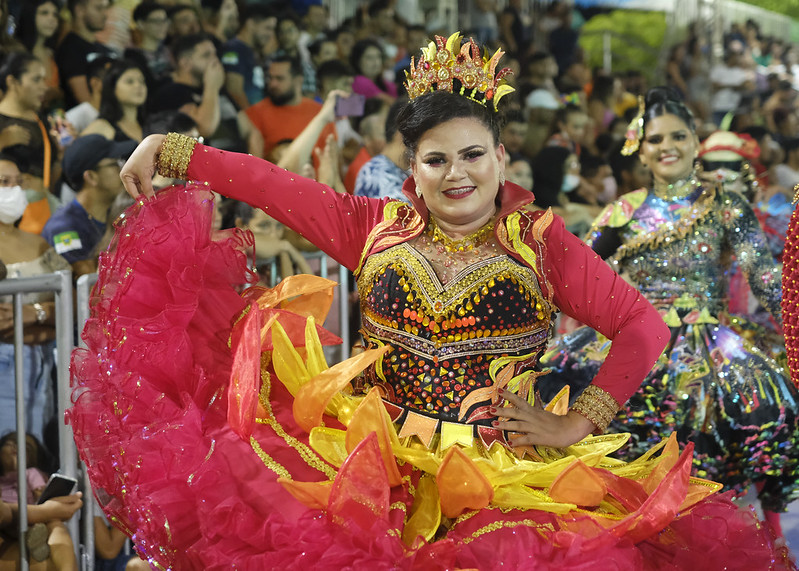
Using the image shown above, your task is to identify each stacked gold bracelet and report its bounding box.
[570,385,620,433]
[156,132,197,179]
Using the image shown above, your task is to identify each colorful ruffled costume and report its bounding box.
[540,180,799,514]
[68,138,792,569]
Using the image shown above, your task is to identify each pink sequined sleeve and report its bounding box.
[185,144,392,271]
[542,215,669,407]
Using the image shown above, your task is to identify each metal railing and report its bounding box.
[0,270,75,571]
[75,273,98,571]
[3,249,353,570]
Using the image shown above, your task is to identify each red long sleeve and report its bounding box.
[542,215,669,406]
[186,144,391,271]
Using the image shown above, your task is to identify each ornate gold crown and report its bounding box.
[404,32,514,111]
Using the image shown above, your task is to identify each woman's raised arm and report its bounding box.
[120,134,166,199]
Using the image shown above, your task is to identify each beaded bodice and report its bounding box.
[587,187,781,317]
[357,229,552,426]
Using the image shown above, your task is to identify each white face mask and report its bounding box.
[561,173,581,192]
[0,186,27,224]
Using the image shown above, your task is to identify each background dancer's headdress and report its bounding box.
[621,96,645,155]
[404,32,514,111]
[698,131,759,190]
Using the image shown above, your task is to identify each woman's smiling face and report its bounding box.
[411,117,505,236]
[638,113,698,184]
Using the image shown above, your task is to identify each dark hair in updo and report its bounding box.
[397,90,505,158]
[642,86,695,135]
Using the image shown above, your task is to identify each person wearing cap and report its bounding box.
[697,130,760,198]
[41,134,136,276]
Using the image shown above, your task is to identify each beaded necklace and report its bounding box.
[652,173,701,200]
[427,217,495,253]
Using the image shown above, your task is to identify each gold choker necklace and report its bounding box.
[652,174,701,200]
[428,217,495,253]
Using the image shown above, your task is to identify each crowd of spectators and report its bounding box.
[1,0,799,565]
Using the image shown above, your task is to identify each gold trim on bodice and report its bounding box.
[358,242,551,356]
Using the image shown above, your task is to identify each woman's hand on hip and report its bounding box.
[119,134,166,199]
[493,389,595,448]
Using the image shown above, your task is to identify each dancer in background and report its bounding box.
[541,87,799,541]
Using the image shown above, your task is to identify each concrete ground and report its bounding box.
[784,499,799,559]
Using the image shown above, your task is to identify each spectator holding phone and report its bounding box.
[0,432,81,570]
[342,97,385,193]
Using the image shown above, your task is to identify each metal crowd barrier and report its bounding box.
[0,270,75,571]
[75,273,98,571]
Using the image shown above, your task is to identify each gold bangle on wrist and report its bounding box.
[570,385,620,433]
[156,132,197,179]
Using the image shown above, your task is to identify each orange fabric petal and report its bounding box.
[642,432,680,495]
[544,385,570,416]
[243,274,336,323]
[345,388,402,486]
[595,469,649,512]
[548,459,607,507]
[293,346,389,434]
[680,477,723,512]
[457,387,494,421]
[436,447,494,518]
[277,478,333,510]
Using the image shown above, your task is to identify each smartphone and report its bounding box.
[36,474,78,504]
[335,93,365,117]
[49,110,74,147]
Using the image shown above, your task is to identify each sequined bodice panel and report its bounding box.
[614,190,780,316]
[617,193,726,311]
[357,233,551,423]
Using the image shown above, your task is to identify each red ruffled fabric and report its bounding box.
[783,198,799,386]
[69,185,794,570]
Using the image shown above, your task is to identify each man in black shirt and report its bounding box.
[55,0,117,108]
[150,33,224,139]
